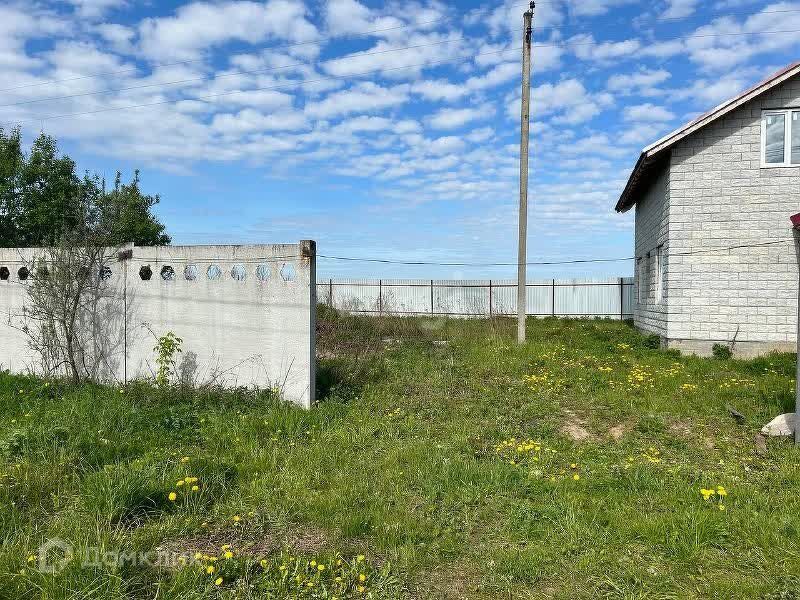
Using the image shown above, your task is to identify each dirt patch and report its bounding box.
[156,522,329,562]
[560,409,595,442]
[410,562,483,600]
[668,420,715,449]
[608,422,632,442]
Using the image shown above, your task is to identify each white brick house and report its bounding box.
[616,61,800,357]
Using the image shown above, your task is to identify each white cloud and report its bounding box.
[682,3,800,69]
[623,103,676,122]
[411,79,467,101]
[619,122,670,145]
[320,34,468,79]
[570,34,641,61]
[68,0,126,19]
[138,0,319,60]
[661,0,699,19]
[305,82,410,118]
[211,108,308,133]
[508,79,614,124]
[325,0,403,36]
[607,69,671,95]
[428,106,491,129]
[563,0,638,16]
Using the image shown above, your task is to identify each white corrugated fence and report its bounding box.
[318,278,634,319]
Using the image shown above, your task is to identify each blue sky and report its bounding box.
[2,0,799,278]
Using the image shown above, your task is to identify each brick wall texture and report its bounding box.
[633,72,800,356]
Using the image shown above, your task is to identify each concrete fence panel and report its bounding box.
[0,242,316,408]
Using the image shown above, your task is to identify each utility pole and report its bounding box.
[517,1,534,344]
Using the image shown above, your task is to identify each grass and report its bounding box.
[1,312,800,598]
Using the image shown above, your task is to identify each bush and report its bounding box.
[712,343,733,360]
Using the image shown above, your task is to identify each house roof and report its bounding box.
[615,60,800,213]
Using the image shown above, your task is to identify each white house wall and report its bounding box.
[634,167,670,338]
[666,75,800,356]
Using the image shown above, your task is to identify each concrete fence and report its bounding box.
[318,278,634,319]
[0,242,317,407]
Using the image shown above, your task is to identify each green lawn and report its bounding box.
[2,313,800,599]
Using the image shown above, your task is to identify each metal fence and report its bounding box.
[317,278,634,319]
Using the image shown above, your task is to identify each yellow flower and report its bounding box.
[194,552,203,560]
[214,577,223,586]
[359,573,366,582]
[260,559,268,568]
[168,492,177,502]
[357,585,366,593]
[206,566,215,575]
[700,488,715,500]
[223,551,233,559]
[719,505,726,511]
[318,564,325,571]
[573,474,580,480]
[27,555,35,563]
[221,544,231,550]
[357,554,365,563]
[716,486,727,497]
[177,480,185,487]
[233,515,241,522]
[310,560,317,567]
[191,485,199,492]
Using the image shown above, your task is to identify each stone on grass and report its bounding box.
[761,413,795,437]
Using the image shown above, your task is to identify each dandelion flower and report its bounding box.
[318,564,325,571]
[573,474,580,480]
[206,566,215,575]
[214,577,223,586]
[716,486,727,497]
[224,551,233,559]
[357,555,365,563]
[191,485,199,492]
[168,492,177,502]
[27,555,35,563]
[233,515,241,522]
[177,480,185,487]
[260,559,268,569]
[359,573,367,582]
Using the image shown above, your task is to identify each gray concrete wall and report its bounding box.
[665,73,800,356]
[633,166,670,337]
[0,242,316,407]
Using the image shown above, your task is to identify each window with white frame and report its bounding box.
[655,245,664,302]
[762,110,800,166]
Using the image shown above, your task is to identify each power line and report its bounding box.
[11,26,800,124]
[2,3,797,96]
[0,239,792,268]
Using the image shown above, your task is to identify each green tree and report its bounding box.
[0,127,170,247]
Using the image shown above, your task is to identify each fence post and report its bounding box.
[551,279,556,317]
[619,277,624,320]
[430,280,435,315]
[378,279,383,316]
[329,278,333,307]
[488,279,493,318]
